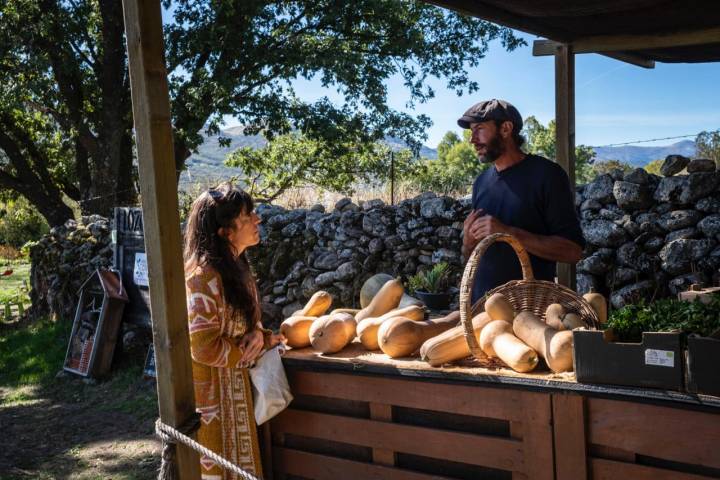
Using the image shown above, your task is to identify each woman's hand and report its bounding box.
[238,329,264,368]
[268,332,286,350]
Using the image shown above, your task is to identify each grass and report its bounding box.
[0,319,70,388]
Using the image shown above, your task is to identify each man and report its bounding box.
[458,99,584,302]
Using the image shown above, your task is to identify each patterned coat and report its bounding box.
[186,265,272,479]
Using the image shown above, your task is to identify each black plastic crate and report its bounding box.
[686,335,720,396]
[573,330,684,391]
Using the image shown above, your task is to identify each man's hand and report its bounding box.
[238,329,265,368]
[468,212,509,241]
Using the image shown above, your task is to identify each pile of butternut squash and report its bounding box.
[420,291,607,373]
[279,277,434,355]
[278,275,607,374]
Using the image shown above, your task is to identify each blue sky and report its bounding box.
[209,18,720,149]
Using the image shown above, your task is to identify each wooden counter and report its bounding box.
[268,343,720,480]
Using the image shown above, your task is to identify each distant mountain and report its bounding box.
[179,127,437,190]
[383,136,438,159]
[592,140,696,167]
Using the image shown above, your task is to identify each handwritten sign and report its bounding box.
[133,252,149,287]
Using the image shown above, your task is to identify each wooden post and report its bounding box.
[122,1,200,478]
[390,151,396,206]
[554,43,577,291]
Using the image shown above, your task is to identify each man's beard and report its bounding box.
[478,133,505,163]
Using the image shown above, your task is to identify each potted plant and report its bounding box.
[408,262,451,310]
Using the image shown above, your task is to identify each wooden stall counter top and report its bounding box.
[282,341,720,410]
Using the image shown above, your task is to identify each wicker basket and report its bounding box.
[460,233,601,360]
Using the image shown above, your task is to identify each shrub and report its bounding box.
[0,197,50,247]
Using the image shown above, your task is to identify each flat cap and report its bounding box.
[457,99,523,131]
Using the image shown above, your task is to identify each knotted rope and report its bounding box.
[155,416,260,480]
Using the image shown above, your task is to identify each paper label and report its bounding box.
[133,252,149,287]
[644,348,675,368]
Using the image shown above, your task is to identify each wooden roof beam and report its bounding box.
[542,26,720,55]
[424,0,572,41]
[534,40,655,69]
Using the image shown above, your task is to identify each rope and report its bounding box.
[155,416,260,480]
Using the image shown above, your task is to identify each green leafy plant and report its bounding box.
[408,262,450,294]
[606,295,720,342]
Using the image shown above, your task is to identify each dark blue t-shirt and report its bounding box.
[470,154,584,302]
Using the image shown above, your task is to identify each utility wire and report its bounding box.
[76,188,136,205]
[589,128,720,149]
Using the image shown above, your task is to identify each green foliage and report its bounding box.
[607,296,720,343]
[644,158,664,175]
[592,160,633,177]
[167,1,524,156]
[410,130,486,194]
[696,129,720,167]
[2,0,523,220]
[408,262,450,294]
[524,116,596,184]
[226,133,414,201]
[0,196,49,247]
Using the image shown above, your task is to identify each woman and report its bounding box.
[184,183,284,479]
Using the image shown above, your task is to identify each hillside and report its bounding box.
[180,128,698,190]
[592,140,696,166]
[179,127,439,190]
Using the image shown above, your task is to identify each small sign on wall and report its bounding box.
[133,252,149,287]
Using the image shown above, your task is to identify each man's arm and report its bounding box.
[504,225,583,264]
[466,214,583,264]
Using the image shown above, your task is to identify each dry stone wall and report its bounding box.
[28,154,720,325]
[28,216,113,321]
[577,156,720,309]
[249,193,470,324]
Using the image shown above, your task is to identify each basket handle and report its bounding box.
[459,233,534,358]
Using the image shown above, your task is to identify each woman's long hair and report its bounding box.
[184,183,260,330]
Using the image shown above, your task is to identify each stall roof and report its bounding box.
[429,0,720,63]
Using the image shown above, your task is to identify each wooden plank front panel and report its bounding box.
[370,403,395,466]
[288,370,524,421]
[587,398,720,469]
[519,392,554,480]
[590,458,716,480]
[271,409,524,472]
[274,448,455,480]
[552,394,587,480]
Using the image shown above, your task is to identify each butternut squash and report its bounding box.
[299,290,333,317]
[562,312,586,330]
[485,293,515,321]
[378,311,460,358]
[512,311,574,373]
[308,312,357,354]
[420,312,494,367]
[355,278,404,322]
[545,303,567,331]
[330,308,360,316]
[479,320,538,373]
[357,305,426,350]
[583,290,607,325]
[360,273,423,308]
[280,315,317,348]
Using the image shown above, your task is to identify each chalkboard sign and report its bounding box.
[113,207,152,327]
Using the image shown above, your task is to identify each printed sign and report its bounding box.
[133,252,149,287]
[645,348,675,368]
